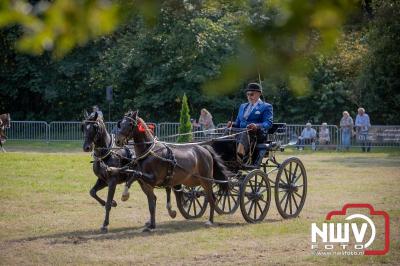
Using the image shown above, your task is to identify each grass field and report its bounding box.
[0,143,399,265]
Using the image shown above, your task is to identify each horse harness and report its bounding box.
[134,141,177,188]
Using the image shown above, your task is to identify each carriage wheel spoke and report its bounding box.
[280,191,289,206]
[256,201,264,214]
[222,192,227,210]
[292,163,299,183]
[294,191,303,199]
[244,199,252,206]
[291,192,299,210]
[254,200,257,220]
[187,198,193,214]
[288,162,292,183]
[260,198,269,204]
[289,192,293,215]
[227,193,232,211]
[248,201,255,217]
[292,173,303,185]
[217,193,223,204]
[193,197,197,215]
[284,169,290,184]
[183,196,190,206]
[249,180,255,193]
[195,197,203,209]
[284,193,290,213]
[230,192,238,205]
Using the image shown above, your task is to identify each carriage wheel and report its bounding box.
[176,185,208,219]
[275,157,307,219]
[213,178,240,215]
[239,170,271,223]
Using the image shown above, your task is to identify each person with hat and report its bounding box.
[226,82,273,163]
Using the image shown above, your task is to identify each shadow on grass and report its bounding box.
[10,218,282,245]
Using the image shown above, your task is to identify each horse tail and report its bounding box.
[203,145,230,192]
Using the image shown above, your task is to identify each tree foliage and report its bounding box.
[0,0,398,125]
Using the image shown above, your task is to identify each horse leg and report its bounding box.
[121,183,132,202]
[166,187,177,219]
[121,170,145,201]
[138,181,157,231]
[90,178,108,206]
[122,169,158,202]
[203,182,216,227]
[100,177,117,233]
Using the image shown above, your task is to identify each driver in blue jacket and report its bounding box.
[227,82,273,162]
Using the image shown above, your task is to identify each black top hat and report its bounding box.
[245,83,262,93]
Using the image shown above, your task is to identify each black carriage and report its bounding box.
[175,123,307,223]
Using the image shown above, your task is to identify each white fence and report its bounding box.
[4,121,400,148]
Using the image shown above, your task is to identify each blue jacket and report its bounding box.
[234,101,273,129]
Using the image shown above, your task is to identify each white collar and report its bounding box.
[248,98,262,106]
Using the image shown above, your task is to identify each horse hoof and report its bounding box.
[112,200,117,207]
[142,227,154,233]
[204,221,214,227]
[100,226,108,233]
[168,210,177,219]
[121,193,130,202]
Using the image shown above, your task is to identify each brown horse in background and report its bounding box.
[114,111,230,230]
[0,113,11,152]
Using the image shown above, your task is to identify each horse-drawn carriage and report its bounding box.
[173,123,307,223]
[82,111,307,232]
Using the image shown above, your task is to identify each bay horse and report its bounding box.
[0,113,10,152]
[82,111,177,233]
[114,111,230,229]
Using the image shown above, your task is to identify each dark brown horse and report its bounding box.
[0,113,10,152]
[114,111,230,229]
[82,111,177,233]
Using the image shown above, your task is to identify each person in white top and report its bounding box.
[318,122,330,145]
[297,122,317,150]
[91,105,104,120]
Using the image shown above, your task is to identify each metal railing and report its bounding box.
[5,121,48,141]
[4,121,400,149]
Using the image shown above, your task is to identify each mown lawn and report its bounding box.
[0,145,399,265]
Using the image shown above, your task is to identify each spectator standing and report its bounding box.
[355,107,371,152]
[340,111,354,151]
[198,108,215,133]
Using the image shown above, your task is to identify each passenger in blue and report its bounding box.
[227,82,273,163]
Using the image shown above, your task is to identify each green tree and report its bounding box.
[177,94,192,143]
[357,0,400,124]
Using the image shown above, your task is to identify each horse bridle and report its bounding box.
[83,120,103,143]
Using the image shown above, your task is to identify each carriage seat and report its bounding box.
[255,123,286,144]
